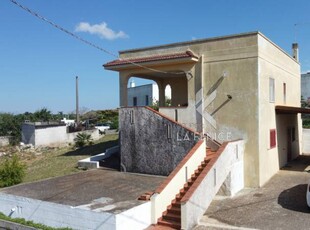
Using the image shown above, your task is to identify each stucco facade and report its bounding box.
[301,72,310,101]
[104,31,301,187]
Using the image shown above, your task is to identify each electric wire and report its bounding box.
[9,0,186,75]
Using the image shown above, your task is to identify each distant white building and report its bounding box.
[301,72,310,102]
[127,82,171,106]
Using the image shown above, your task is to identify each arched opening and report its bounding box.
[164,84,172,106]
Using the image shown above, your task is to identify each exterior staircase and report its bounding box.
[151,148,217,229]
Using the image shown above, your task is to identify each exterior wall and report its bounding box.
[0,193,151,230]
[66,129,100,144]
[115,202,151,230]
[301,73,310,100]
[119,107,198,176]
[127,84,153,106]
[35,126,68,146]
[303,129,310,154]
[0,193,116,230]
[258,35,301,186]
[22,124,100,147]
[22,124,36,145]
[109,32,300,187]
[150,140,206,223]
[180,140,244,230]
[202,48,259,187]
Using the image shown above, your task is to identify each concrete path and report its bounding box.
[195,155,310,230]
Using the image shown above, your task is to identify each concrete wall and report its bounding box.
[78,145,119,169]
[0,219,37,230]
[0,193,151,230]
[0,193,116,230]
[21,124,36,146]
[119,107,198,176]
[35,125,68,146]
[180,140,244,230]
[258,35,301,186]
[303,129,310,154]
[150,140,205,223]
[108,31,300,187]
[127,83,153,106]
[301,73,310,100]
[115,202,151,230]
[22,124,100,147]
[0,136,10,147]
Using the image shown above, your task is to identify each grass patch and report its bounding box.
[22,134,118,183]
[0,212,71,230]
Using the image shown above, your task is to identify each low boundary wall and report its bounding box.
[0,193,151,230]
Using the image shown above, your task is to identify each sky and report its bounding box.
[1,0,310,114]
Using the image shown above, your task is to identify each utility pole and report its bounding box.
[76,76,80,124]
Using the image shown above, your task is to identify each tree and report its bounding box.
[0,113,21,145]
[33,108,52,122]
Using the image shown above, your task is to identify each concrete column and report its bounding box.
[195,55,204,133]
[120,74,129,107]
[158,81,166,107]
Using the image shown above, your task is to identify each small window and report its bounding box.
[270,129,276,148]
[133,97,137,106]
[145,95,149,105]
[283,83,286,104]
[269,78,275,102]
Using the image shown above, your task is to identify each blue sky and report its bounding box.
[1,0,310,114]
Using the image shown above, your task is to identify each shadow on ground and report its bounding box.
[99,154,120,171]
[61,139,119,157]
[281,155,310,172]
[278,184,310,213]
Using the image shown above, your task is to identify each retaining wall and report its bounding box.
[119,107,199,176]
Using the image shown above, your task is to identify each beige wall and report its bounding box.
[258,34,301,186]
[108,32,301,187]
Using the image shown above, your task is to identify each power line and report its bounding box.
[9,0,185,75]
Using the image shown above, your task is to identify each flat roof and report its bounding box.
[118,31,298,64]
[0,169,165,214]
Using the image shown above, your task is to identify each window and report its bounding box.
[145,95,149,105]
[283,83,286,104]
[133,97,137,106]
[269,78,275,102]
[270,129,276,148]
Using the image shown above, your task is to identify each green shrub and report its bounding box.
[303,118,310,128]
[110,118,119,130]
[0,154,26,187]
[74,132,93,148]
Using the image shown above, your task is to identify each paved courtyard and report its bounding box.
[195,155,310,230]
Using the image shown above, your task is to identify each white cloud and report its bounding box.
[75,22,128,40]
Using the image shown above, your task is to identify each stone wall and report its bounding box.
[119,107,199,176]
